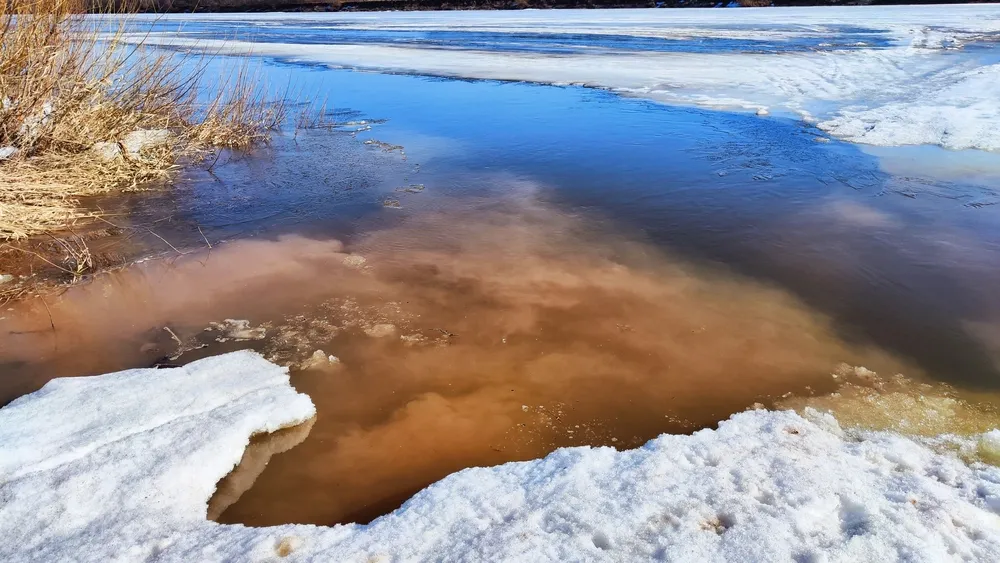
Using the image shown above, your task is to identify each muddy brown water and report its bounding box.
[0,196,922,526]
[3,77,1000,528]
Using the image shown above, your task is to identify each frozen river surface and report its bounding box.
[134,5,1000,150]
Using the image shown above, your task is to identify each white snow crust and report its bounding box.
[3,351,1000,562]
[125,6,1000,151]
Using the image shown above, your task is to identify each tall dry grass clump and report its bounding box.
[0,0,284,239]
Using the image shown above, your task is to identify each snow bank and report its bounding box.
[3,351,1000,562]
[125,6,1000,151]
[0,351,316,562]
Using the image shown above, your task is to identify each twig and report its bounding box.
[94,215,127,230]
[163,326,183,347]
[0,243,76,276]
[39,295,55,332]
[206,148,223,172]
[197,225,212,249]
[146,228,185,256]
[206,166,223,183]
[0,286,28,307]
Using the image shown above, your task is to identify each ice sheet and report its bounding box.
[121,6,1000,151]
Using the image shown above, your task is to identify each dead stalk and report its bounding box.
[146,227,184,255]
[0,0,288,240]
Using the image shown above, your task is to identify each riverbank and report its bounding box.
[0,0,287,243]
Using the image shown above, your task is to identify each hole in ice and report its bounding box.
[592,531,612,550]
[755,490,776,506]
[838,498,871,538]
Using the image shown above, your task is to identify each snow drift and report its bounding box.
[2,350,1000,561]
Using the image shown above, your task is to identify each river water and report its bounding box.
[3,7,1000,526]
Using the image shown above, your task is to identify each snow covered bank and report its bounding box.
[0,351,316,562]
[126,6,1000,151]
[3,351,1000,561]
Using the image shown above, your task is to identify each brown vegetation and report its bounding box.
[0,0,284,239]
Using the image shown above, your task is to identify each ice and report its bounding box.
[122,6,1000,151]
[3,351,1000,561]
[0,351,316,562]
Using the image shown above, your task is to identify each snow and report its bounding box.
[120,6,1000,151]
[121,128,173,157]
[0,146,18,161]
[4,351,1000,561]
[0,351,315,562]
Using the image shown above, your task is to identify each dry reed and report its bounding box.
[0,0,285,239]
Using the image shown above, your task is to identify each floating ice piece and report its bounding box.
[300,349,341,370]
[208,319,267,341]
[0,351,315,562]
[364,323,397,337]
[342,254,367,269]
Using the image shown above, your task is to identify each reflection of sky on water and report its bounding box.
[137,53,1000,389]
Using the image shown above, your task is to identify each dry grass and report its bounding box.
[0,0,285,239]
[192,65,287,150]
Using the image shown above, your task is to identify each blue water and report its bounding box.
[88,8,1000,389]
[114,47,1000,391]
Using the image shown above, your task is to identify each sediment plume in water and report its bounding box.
[0,199,928,526]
